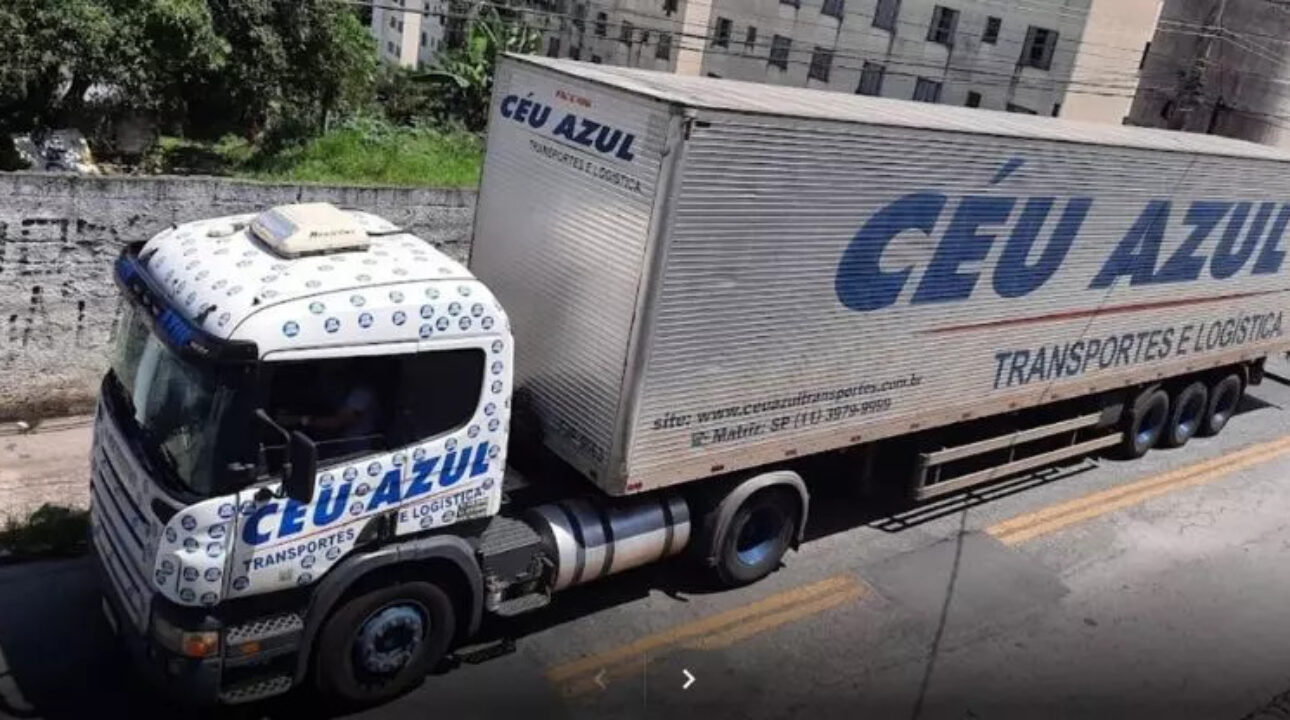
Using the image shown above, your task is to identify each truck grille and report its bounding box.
[90,409,162,633]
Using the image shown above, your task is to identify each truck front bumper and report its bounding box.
[92,544,302,705]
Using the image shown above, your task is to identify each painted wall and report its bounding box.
[0,173,476,420]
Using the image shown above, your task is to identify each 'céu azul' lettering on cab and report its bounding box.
[835,159,1289,312]
[241,441,492,546]
[500,93,636,161]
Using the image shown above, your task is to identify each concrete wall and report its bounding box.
[0,173,476,420]
[1128,0,1290,146]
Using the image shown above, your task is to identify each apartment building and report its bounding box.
[371,0,449,68]
[373,0,1160,125]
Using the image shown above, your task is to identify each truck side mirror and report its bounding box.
[284,431,318,504]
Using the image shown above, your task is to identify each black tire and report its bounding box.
[1200,373,1243,437]
[1161,381,1208,448]
[714,489,798,587]
[314,580,455,707]
[1120,387,1170,459]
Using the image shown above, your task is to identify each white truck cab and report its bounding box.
[94,203,524,703]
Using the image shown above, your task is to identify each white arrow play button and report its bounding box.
[682,668,696,690]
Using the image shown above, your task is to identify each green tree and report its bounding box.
[201,0,376,146]
[0,0,225,134]
[422,6,542,132]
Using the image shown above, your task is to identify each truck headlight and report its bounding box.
[153,616,220,658]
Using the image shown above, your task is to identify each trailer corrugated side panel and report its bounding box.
[622,111,1290,491]
[470,58,674,483]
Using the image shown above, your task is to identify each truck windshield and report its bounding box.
[110,304,238,496]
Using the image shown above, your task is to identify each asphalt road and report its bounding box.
[7,371,1290,720]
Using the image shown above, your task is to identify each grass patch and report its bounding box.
[0,504,89,560]
[147,125,483,188]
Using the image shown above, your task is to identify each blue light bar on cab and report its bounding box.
[114,242,258,364]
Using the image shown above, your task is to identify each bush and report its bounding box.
[0,504,90,560]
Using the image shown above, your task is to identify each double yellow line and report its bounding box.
[989,434,1290,545]
[546,575,865,697]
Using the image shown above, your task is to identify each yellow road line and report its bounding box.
[683,585,865,651]
[546,574,862,686]
[989,434,1290,545]
[557,580,865,697]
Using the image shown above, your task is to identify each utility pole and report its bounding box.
[1170,0,1227,130]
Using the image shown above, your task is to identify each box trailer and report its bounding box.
[474,54,1290,498]
[89,53,1290,706]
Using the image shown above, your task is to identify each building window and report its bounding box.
[982,16,1001,44]
[421,32,427,47]
[857,61,884,95]
[591,54,603,63]
[821,0,845,19]
[570,46,581,60]
[664,0,678,15]
[389,16,396,29]
[1006,102,1037,114]
[913,77,942,103]
[873,0,900,31]
[714,17,732,47]
[656,32,672,60]
[397,20,403,31]
[595,11,607,36]
[808,47,833,81]
[927,6,958,46]
[621,20,634,44]
[387,41,395,54]
[745,26,758,50]
[965,90,982,107]
[1020,26,1058,70]
[641,29,651,44]
[547,36,561,57]
[769,34,791,69]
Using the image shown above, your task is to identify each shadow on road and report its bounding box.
[0,389,1278,719]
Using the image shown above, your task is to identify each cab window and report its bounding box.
[264,348,485,465]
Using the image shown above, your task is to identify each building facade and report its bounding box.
[371,0,449,68]
[1128,0,1290,147]
[371,0,1161,125]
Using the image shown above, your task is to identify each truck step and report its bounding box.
[492,592,551,617]
[218,675,293,704]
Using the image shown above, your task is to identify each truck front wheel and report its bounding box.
[314,580,456,706]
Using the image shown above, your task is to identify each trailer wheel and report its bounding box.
[1120,387,1169,459]
[1200,373,1243,437]
[314,580,455,707]
[714,489,797,587]
[1161,381,1208,448]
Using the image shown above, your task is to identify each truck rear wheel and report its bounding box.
[1120,387,1169,459]
[1161,381,1208,448]
[314,580,455,707]
[1200,373,1243,437]
[715,489,798,587]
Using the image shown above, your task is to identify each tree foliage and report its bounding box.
[0,0,225,133]
[421,6,542,132]
[0,0,376,151]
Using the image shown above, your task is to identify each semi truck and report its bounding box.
[91,54,1290,706]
